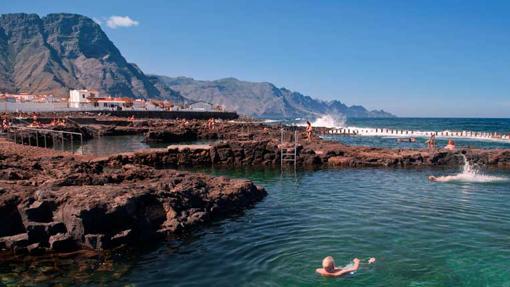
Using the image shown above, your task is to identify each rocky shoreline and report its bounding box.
[84,118,509,169]
[1,117,509,256]
[0,140,266,255]
[19,117,509,168]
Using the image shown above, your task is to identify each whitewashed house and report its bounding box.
[69,89,98,108]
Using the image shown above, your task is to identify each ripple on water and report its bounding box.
[3,168,510,286]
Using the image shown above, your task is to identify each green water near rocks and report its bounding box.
[114,168,510,285]
[2,166,510,286]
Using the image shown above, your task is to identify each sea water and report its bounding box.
[3,167,509,286]
[315,117,510,149]
[118,168,510,287]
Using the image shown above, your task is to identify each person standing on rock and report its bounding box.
[426,134,436,151]
[306,121,313,142]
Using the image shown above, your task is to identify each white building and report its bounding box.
[95,98,131,110]
[132,99,146,110]
[189,101,214,111]
[69,89,98,108]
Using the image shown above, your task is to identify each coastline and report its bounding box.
[1,115,509,257]
[0,137,266,255]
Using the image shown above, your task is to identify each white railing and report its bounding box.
[5,126,84,154]
[326,127,510,141]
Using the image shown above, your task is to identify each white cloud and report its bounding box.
[106,16,139,29]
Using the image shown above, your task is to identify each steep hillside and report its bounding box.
[155,76,394,118]
[0,13,184,102]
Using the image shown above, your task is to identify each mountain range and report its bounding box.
[0,13,394,118]
[156,76,393,118]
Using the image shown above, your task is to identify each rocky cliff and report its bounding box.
[0,13,185,102]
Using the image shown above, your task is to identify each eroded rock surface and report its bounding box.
[0,142,266,255]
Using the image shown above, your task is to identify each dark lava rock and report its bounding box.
[0,153,266,255]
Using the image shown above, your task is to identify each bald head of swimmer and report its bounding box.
[322,256,336,273]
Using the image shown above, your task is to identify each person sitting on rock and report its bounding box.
[444,139,456,151]
[316,256,375,277]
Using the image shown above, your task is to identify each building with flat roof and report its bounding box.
[69,89,99,108]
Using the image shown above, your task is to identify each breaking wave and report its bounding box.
[299,114,346,128]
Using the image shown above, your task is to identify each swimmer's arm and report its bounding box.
[329,259,361,277]
[330,268,354,277]
[342,259,360,273]
[316,268,350,277]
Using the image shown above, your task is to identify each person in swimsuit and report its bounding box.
[426,134,436,150]
[444,139,456,151]
[316,256,376,277]
[306,121,313,142]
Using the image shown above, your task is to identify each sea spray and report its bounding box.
[430,154,508,183]
[300,114,346,128]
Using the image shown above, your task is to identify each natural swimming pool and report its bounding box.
[111,167,509,287]
[5,166,506,286]
[79,166,503,287]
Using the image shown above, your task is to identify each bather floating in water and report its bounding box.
[316,256,376,277]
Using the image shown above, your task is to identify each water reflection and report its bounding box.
[0,251,134,286]
[73,135,221,156]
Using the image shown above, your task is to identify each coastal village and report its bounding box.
[0,89,224,113]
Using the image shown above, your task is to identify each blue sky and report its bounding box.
[1,0,509,117]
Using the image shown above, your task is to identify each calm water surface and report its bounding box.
[1,167,510,286]
[95,167,508,286]
[74,135,220,156]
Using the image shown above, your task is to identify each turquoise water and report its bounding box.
[86,167,507,287]
[2,167,510,286]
